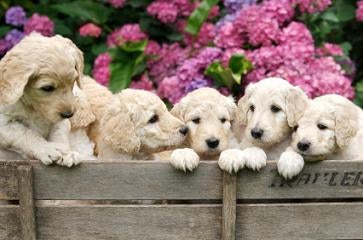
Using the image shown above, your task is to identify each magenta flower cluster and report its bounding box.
[88,0,356,103]
[1,6,54,55]
[357,1,363,21]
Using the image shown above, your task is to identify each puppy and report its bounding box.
[169,87,240,172]
[0,33,84,166]
[278,94,363,179]
[219,77,309,173]
[92,89,188,160]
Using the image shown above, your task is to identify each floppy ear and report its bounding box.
[0,48,36,105]
[285,86,309,127]
[102,96,141,154]
[170,98,188,121]
[236,83,256,125]
[70,85,96,129]
[335,103,358,149]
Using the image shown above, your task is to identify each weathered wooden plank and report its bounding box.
[0,205,21,240]
[36,205,221,240]
[236,202,363,239]
[237,160,363,199]
[32,161,223,200]
[0,161,23,200]
[17,166,37,240]
[222,173,236,240]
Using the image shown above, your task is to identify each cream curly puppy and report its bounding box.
[0,33,86,166]
[91,89,188,160]
[169,87,240,172]
[278,94,363,179]
[219,77,309,173]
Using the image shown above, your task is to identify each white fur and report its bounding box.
[170,148,200,172]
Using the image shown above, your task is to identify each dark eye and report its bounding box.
[317,123,328,130]
[192,117,200,124]
[271,105,281,113]
[249,105,255,112]
[148,114,158,124]
[220,118,227,123]
[40,85,55,92]
[293,125,298,132]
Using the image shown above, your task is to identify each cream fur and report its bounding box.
[169,87,239,172]
[0,33,86,166]
[93,89,187,160]
[278,94,363,179]
[223,77,309,174]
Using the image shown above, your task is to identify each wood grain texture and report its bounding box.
[32,161,223,200]
[237,160,363,199]
[17,165,37,240]
[36,205,222,240]
[236,202,363,239]
[222,173,236,240]
[0,206,21,240]
[0,161,24,200]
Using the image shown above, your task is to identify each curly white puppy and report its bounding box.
[93,89,188,160]
[0,33,85,166]
[278,94,363,179]
[169,88,240,172]
[220,77,309,173]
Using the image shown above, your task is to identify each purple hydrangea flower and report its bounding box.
[224,0,256,13]
[5,29,25,46]
[184,78,212,93]
[5,6,26,26]
[0,39,12,56]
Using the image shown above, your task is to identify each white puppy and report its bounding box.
[278,94,363,179]
[169,88,240,172]
[219,77,309,173]
[93,89,188,160]
[0,33,85,166]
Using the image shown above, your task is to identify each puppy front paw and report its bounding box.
[170,148,200,172]
[56,151,81,168]
[277,151,304,179]
[243,147,267,171]
[218,149,245,174]
[34,146,63,165]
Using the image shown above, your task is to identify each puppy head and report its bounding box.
[291,94,359,159]
[0,33,84,123]
[102,89,187,154]
[237,77,308,147]
[171,87,236,157]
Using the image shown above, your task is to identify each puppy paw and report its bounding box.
[218,149,245,174]
[170,148,200,172]
[277,151,304,179]
[56,151,81,168]
[35,145,63,165]
[243,147,267,171]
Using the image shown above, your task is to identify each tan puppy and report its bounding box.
[278,94,363,179]
[169,88,240,172]
[92,89,188,160]
[219,77,309,173]
[0,33,85,166]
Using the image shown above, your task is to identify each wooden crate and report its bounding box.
[1,160,363,240]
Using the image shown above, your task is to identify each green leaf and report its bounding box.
[91,43,108,56]
[0,26,11,38]
[340,42,352,55]
[109,62,135,93]
[120,40,148,52]
[185,0,219,36]
[321,11,339,23]
[228,54,253,84]
[52,1,111,24]
[336,3,355,22]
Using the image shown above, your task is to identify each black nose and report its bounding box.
[297,141,310,151]
[60,111,74,119]
[206,137,220,149]
[179,126,189,136]
[251,128,264,139]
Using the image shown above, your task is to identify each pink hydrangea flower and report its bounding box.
[145,40,161,56]
[108,0,125,8]
[293,0,332,14]
[184,22,216,48]
[357,1,363,21]
[158,76,185,104]
[79,23,102,38]
[24,13,54,37]
[92,53,112,85]
[130,74,154,91]
[214,22,245,49]
[147,1,178,23]
[262,0,294,25]
[107,24,147,47]
[316,43,344,57]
